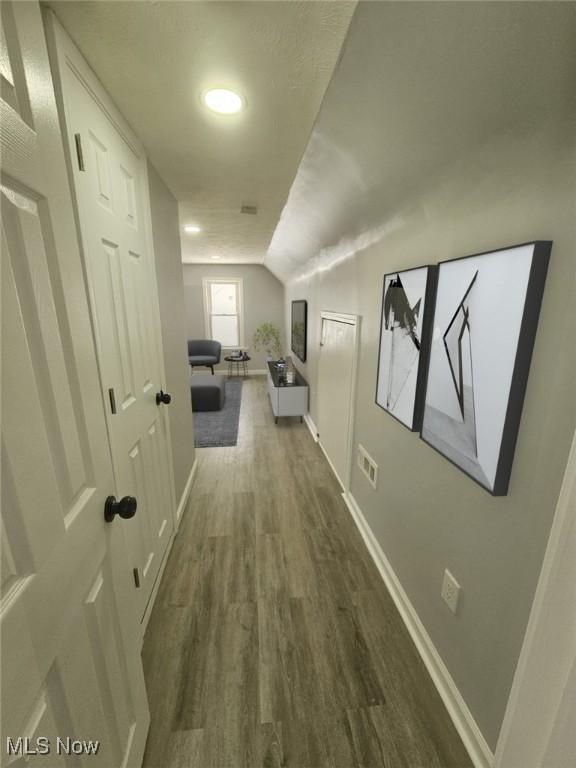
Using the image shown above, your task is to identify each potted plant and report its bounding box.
[253,322,282,360]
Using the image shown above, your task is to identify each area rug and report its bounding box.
[193,379,243,448]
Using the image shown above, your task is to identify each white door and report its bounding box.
[1,3,149,767]
[317,313,359,489]
[46,16,175,623]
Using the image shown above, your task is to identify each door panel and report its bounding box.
[2,183,88,509]
[46,15,174,622]
[1,3,149,766]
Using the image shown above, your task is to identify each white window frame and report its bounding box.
[202,277,245,349]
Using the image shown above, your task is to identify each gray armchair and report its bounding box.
[188,339,221,374]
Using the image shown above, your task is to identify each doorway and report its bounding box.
[316,311,360,491]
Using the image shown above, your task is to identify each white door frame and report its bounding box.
[495,426,576,768]
[318,310,361,492]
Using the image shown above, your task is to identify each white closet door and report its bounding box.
[1,2,149,766]
[46,15,175,623]
[317,313,358,489]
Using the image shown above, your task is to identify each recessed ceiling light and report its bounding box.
[202,88,244,115]
[211,255,222,260]
[184,225,201,234]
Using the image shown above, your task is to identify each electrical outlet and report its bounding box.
[357,444,378,488]
[441,569,461,614]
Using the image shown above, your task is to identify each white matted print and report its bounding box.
[376,266,436,430]
[421,241,551,495]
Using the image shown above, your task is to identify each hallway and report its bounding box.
[142,379,472,768]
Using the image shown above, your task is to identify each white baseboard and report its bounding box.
[342,490,494,768]
[303,413,319,442]
[175,457,198,528]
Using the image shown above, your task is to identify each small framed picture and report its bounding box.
[376,265,437,431]
[421,241,551,495]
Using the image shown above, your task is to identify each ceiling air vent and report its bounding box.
[240,205,258,215]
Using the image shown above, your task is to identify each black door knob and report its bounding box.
[104,495,137,523]
[156,390,172,405]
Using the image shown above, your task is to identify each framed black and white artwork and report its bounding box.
[421,241,551,496]
[376,265,437,431]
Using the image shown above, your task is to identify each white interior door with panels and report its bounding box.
[0,2,149,766]
[46,14,176,625]
[317,312,360,491]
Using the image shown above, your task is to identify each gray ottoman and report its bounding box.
[191,374,225,412]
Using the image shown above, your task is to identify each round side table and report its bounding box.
[225,355,250,377]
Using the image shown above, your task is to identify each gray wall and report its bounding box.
[281,5,576,751]
[182,263,285,371]
[148,161,195,504]
[286,132,576,751]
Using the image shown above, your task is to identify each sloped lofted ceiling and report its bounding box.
[266,1,576,282]
[48,0,356,267]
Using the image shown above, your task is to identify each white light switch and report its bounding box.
[441,569,461,614]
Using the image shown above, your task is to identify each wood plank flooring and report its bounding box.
[142,378,473,768]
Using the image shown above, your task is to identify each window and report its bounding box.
[202,278,244,348]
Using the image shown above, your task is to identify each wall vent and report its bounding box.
[240,204,258,215]
[358,444,378,489]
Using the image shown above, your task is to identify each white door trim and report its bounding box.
[319,310,361,491]
[319,310,358,326]
[495,426,576,768]
[141,156,178,528]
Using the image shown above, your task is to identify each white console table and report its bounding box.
[267,361,308,423]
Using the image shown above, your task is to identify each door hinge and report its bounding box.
[108,387,117,414]
[74,133,85,171]
[133,568,140,588]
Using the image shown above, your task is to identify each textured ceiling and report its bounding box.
[48,0,356,265]
[266,1,576,281]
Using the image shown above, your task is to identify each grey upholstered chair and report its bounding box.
[188,339,221,374]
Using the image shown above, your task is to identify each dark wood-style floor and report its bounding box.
[142,378,473,768]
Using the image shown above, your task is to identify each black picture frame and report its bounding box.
[420,241,551,496]
[291,300,307,362]
[375,265,438,431]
